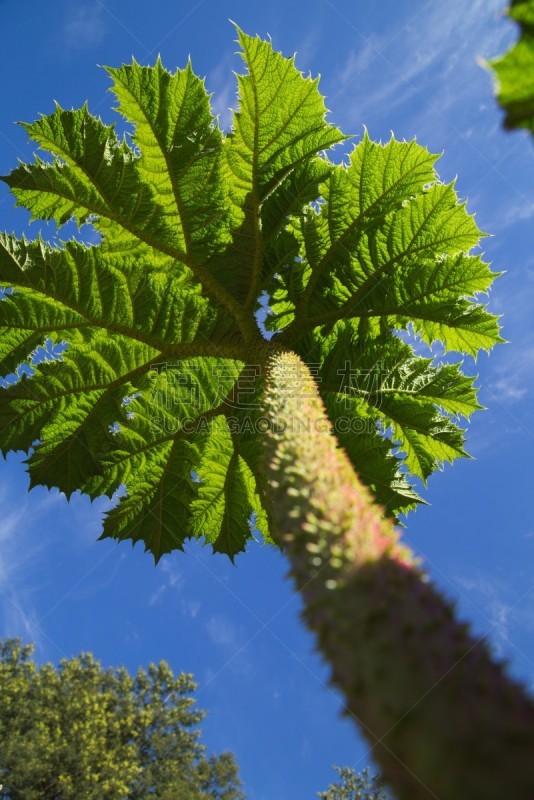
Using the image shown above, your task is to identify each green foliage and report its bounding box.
[317,767,391,800]
[0,637,244,800]
[489,0,534,134]
[0,27,501,559]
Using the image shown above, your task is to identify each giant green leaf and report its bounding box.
[0,27,501,559]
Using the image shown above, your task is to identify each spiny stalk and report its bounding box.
[263,349,534,800]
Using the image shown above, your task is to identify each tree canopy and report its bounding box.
[0,638,243,800]
[317,767,391,800]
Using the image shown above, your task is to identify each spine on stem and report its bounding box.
[262,349,534,800]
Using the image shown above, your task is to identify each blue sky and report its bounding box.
[1,1,534,798]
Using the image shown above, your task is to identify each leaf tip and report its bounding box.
[230,19,244,41]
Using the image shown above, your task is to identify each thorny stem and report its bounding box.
[262,349,534,800]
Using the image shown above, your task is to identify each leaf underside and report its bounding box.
[0,27,501,560]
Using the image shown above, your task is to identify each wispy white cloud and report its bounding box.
[2,598,43,648]
[208,52,237,131]
[337,36,381,88]
[0,487,56,595]
[455,571,534,668]
[454,572,513,653]
[62,3,107,51]
[489,378,528,402]
[149,584,166,607]
[294,27,322,72]
[332,0,511,142]
[181,598,201,619]
[0,504,28,589]
[485,340,534,411]
[490,200,534,231]
[123,621,140,644]
[0,475,110,653]
[206,613,240,648]
[148,558,184,606]
[0,487,50,650]
[201,613,254,683]
[161,559,183,588]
